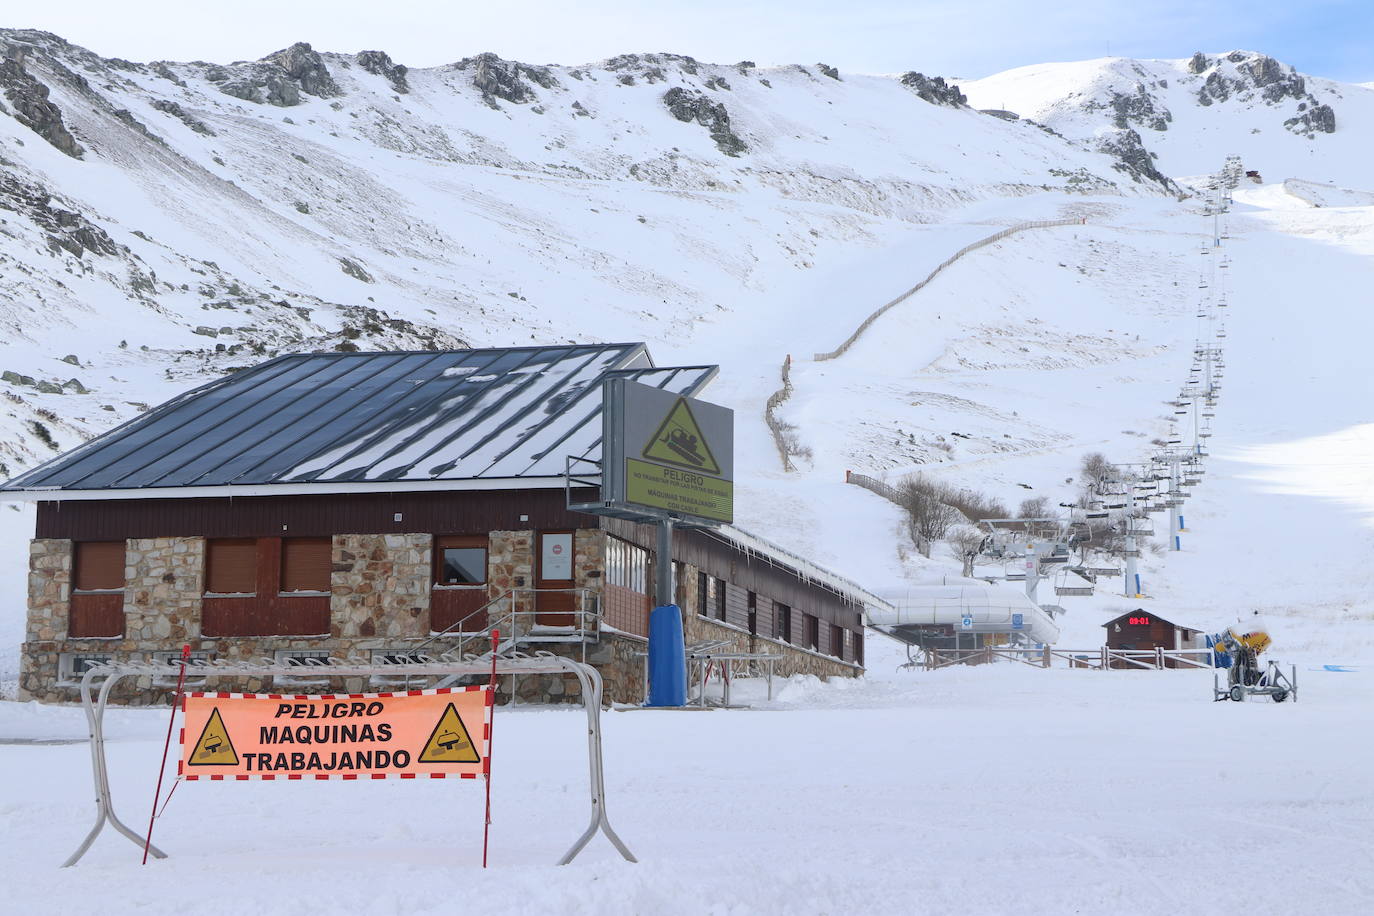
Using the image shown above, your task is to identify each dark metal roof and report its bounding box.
[3,344,719,492]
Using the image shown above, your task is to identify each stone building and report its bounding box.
[6,344,888,705]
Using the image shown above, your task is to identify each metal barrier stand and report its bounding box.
[63,653,636,868]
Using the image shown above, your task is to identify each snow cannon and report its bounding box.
[1205,625,1271,669]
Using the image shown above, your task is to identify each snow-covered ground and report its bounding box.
[2,647,1370,915]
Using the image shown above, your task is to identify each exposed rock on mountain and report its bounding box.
[263,42,339,98]
[899,71,966,107]
[661,86,747,155]
[0,47,83,157]
[963,49,1364,183]
[457,52,558,107]
[356,50,408,94]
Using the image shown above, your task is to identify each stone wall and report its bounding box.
[332,533,430,639]
[125,536,204,643]
[487,530,534,615]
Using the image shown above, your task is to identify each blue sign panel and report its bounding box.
[1012,613,1024,630]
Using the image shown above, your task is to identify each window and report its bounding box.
[747,592,758,635]
[697,571,709,617]
[206,538,256,594]
[606,537,648,593]
[806,615,820,650]
[831,624,845,659]
[435,536,488,586]
[854,631,865,666]
[59,652,113,683]
[280,537,331,593]
[151,650,212,685]
[73,541,125,592]
[775,604,791,642]
[71,541,126,638]
[715,578,727,621]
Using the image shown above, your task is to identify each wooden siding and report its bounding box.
[73,541,124,590]
[34,489,596,541]
[202,595,330,637]
[723,583,751,631]
[69,593,123,637]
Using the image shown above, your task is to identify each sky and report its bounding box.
[6,0,1373,83]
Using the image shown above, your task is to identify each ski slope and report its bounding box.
[1,656,1370,915]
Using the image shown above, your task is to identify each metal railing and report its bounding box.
[411,586,601,666]
[920,646,1217,671]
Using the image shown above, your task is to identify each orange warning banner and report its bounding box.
[179,687,491,781]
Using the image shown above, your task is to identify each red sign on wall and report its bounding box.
[1128,616,1152,626]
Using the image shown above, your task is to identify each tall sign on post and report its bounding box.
[582,378,734,707]
[600,378,735,526]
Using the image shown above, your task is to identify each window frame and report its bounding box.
[433,535,489,589]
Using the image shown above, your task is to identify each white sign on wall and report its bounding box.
[541,533,573,580]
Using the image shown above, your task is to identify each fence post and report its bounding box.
[1101,646,1108,670]
[1042,646,1051,668]
[1156,647,1164,670]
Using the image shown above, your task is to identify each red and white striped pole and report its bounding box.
[143,644,190,864]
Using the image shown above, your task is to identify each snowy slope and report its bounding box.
[0,31,1156,477]
[3,33,1374,688]
[964,51,1374,187]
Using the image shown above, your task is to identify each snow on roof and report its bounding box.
[711,524,896,616]
[2,345,718,492]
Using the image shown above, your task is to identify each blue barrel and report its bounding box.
[646,605,687,707]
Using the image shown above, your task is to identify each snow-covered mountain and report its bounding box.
[0,29,1169,478]
[964,50,1374,186]
[3,32,1374,682]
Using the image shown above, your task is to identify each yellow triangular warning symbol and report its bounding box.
[418,702,481,764]
[189,707,239,766]
[642,398,720,474]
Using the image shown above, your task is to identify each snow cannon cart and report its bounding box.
[1209,626,1296,703]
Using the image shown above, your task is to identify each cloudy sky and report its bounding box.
[10,0,1373,82]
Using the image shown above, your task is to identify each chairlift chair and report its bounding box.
[1053,568,1094,597]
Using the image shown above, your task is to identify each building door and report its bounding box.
[536,531,576,626]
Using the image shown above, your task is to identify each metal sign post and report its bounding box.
[569,378,735,708]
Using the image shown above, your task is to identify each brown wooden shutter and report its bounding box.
[74,541,126,591]
[281,538,332,592]
[206,539,257,594]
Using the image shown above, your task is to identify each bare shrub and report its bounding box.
[895,474,960,557]
[1080,452,1117,497]
[942,488,1008,522]
[946,525,987,577]
[1017,496,1049,518]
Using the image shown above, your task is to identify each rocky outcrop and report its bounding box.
[1187,52,1210,74]
[1107,83,1171,131]
[215,65,302,107]
[816,63,840,80]
[455,52,557,107]
[355,50,408,94]
[1197,52,1307,106]
[0,172,121,257]
[263,42,339,98]
[0,49,84,157]
[1286,102,1336,135]
[661,86,747,156]
[1097,127,1174,191]
[898,71,966,107]
[150,99,215,135]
